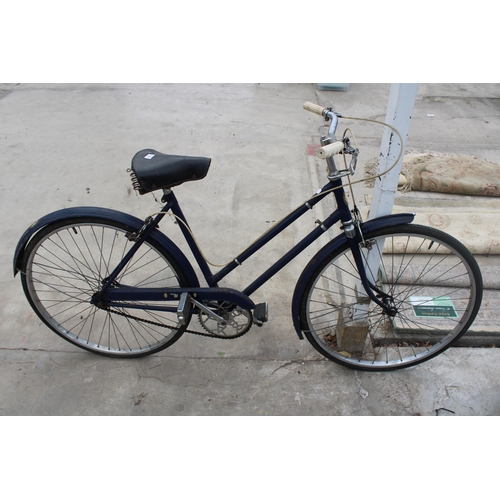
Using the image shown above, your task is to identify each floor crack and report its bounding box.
[353,371,369,399]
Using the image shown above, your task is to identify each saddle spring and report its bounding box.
[127,168,146,195]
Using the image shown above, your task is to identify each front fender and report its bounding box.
[291,212,415,339]
[13,206,200,287]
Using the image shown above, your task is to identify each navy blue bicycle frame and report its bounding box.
[168,179,351,295]
[98,176,385,309]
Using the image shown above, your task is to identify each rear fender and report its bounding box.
[13,206,200,287]
[291,212,415,339]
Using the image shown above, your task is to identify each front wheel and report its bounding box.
[21,216,192,357]
[299,224,483,371]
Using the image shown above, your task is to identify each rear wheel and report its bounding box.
[299,224,483,371]
[21,217,191,357]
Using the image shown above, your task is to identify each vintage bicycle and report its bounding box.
[13,102,483,371]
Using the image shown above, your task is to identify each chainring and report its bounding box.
[198,302,253,339]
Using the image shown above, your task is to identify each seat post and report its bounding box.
[161,188,173,204]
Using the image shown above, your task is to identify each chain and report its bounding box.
[107,307,241,339]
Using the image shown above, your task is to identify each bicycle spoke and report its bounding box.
[302,225,481,370]
[23,220,189,357]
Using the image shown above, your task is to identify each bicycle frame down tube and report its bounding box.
[243,207,343,296]
[165,179,352,294]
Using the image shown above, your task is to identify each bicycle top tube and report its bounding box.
[160,177,353,289]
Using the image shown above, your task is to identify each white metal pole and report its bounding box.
[358,84,418,299]
[369,83,418,219]
[335,84,418,350]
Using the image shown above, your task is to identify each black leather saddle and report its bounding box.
[130,149,211,194]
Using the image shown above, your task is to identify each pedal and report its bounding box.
[253,302,268,326]
[177,292,190,325]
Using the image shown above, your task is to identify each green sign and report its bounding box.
[410,296,458,318]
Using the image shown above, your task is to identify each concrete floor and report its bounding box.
[1,83,500,415]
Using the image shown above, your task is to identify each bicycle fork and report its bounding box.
[329,173,397,318]
[346,225,397,317]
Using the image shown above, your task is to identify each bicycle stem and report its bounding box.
[321,109,343,180]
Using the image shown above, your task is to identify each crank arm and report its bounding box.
[189,296,227,325]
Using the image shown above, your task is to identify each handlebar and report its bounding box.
[303,101,326,116]
[303,101,359,179]
[303,101,342,119]
[315,141,344,159]
[303,101,340,141]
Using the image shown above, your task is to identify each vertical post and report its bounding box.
[369,83,418,219]
[336,85,418,353]
[364,84,419,282]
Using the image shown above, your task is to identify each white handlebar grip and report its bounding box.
[303,101,326,116]
[316,141,344,159]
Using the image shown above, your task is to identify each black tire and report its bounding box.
[299,224,483,371]
[21,216,192,357]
